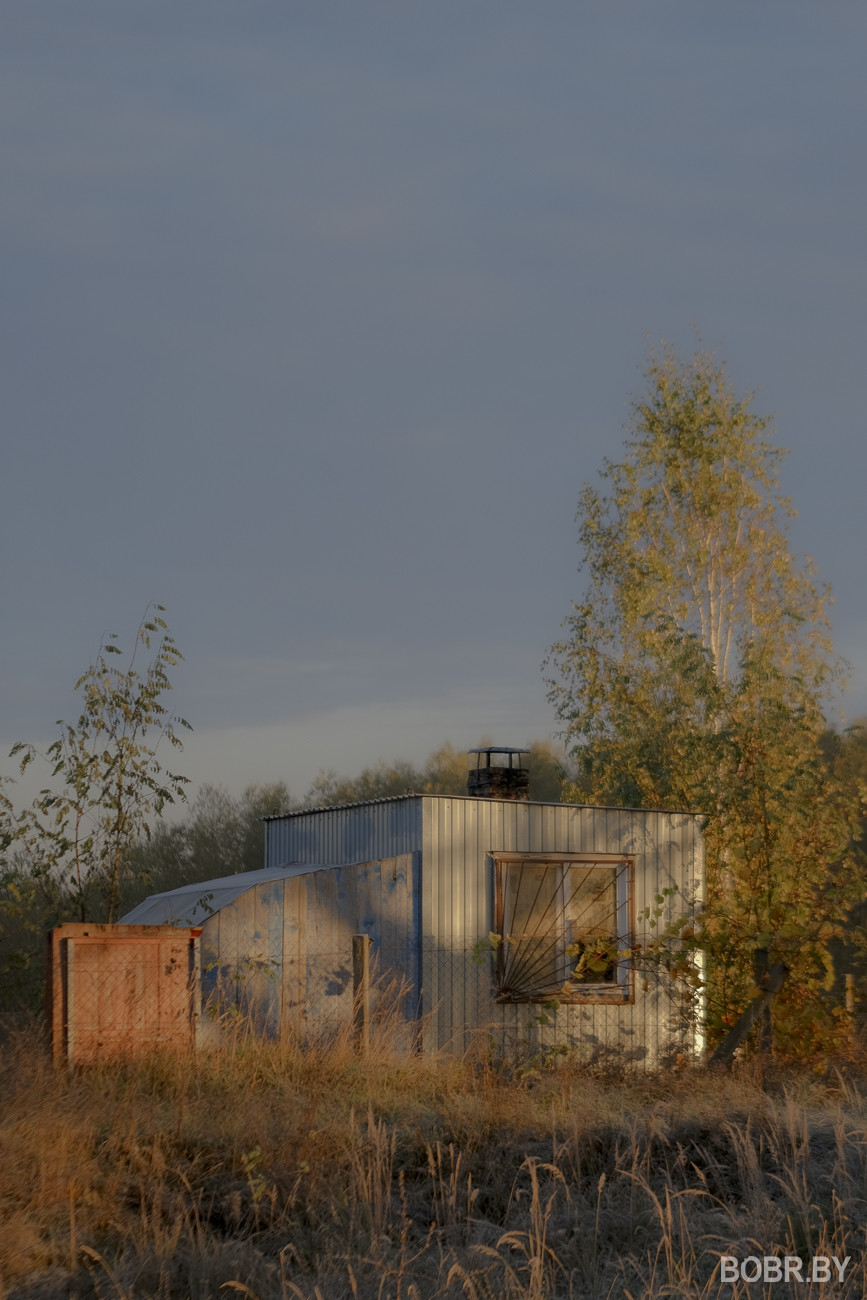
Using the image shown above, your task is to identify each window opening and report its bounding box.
[495,856,632,1003]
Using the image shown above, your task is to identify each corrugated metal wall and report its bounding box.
[199,855,420,1045]
[420,798,703,1066]
[263,796,704,1065]
[265,799,423,869]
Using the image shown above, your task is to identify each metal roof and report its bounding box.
[119,862,335,927]
[262,793,705,821]
[262,794,420,820]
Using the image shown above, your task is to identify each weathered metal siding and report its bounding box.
[263,795,704,1065]
[265,799,423,869]
[199,855,420,1044]
[419,798,703,1065]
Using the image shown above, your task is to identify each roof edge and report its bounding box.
[262,793,706,821]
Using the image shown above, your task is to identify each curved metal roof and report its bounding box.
[120,862,335,927]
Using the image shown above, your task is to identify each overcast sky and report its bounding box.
[2,2,866,804]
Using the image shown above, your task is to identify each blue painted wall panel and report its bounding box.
[265,799,423,869]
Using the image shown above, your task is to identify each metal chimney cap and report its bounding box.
[467,747,531,799]
[467,746,529,756]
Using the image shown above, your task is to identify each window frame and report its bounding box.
[492,852,634,1005]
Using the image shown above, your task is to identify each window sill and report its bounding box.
[495,984,632,1006]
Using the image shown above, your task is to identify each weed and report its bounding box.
[3,1022,867,1297]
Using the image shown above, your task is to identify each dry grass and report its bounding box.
[3,1018,867,1299]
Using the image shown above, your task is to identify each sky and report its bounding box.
[2,2,866,807]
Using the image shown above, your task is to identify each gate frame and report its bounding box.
[47,923,202,1064]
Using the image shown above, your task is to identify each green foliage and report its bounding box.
[471,931,503,967]
[3,607,190,925]
[0,859,64,1011]
[306,758,423,806]
[547,346,865,1056]
[118,781,296,916]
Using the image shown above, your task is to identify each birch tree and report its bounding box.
[7,606,190,924]
[548,347,863,1052]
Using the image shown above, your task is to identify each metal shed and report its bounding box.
[264,794,704,1065]
[124,794,703,1064]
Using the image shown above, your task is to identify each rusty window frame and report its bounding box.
[492,853,634,1005]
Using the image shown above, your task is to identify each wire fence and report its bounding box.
[6,926,704,1068]
[198,939,421,1054]
[421,940,700,1067]
[43,925,199,1063]
[195,934,699,1068]
[0,960,46,1019]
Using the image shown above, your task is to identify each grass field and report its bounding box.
[2,1016,867,1300]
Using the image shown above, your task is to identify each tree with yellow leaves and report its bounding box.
[548,347,864,1053]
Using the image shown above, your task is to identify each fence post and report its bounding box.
[353,933,372,1055]
[63,936,74,1066]
[190,930,202,1050]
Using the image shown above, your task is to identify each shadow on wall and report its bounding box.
[198,935,697,1070]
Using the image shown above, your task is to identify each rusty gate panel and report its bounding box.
[48,924,202,1063]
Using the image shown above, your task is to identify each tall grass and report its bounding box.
[3,1017,867,1298]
